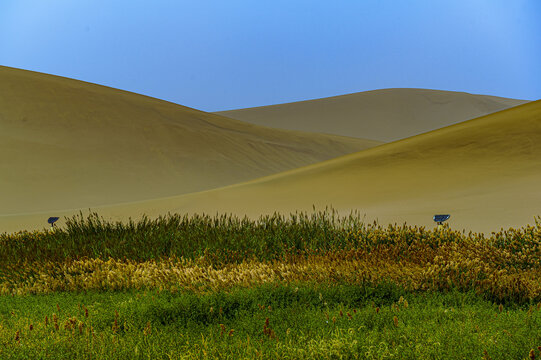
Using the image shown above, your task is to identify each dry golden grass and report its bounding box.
[2,226,539,302]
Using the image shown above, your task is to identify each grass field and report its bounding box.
[1,210,540,359]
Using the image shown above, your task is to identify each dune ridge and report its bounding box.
[216,88,528,141]
[0,66,380,215]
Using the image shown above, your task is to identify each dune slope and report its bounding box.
[0,66,381,215]
[216,89,528,142]
[12,100,540,234]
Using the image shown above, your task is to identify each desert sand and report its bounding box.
[2,66,538,234]
[0,66,380,215]
[216,88,528,141]
[3,99,539,234]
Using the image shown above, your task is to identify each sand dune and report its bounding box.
[8,100,539,234]
[216,89,528,141]
[3,66,538,234]
[0,66,381,216]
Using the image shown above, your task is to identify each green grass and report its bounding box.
[1,210,540,358]
[2,209,538,265]
[0,283,539,359]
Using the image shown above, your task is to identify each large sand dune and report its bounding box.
[0,66,380,215]
[7,100,539,234]
[216,89,528,141]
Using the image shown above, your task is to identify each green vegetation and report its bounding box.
[1,284,540,359]
[0,210,540,358]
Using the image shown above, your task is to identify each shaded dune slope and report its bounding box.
[0,66,381,215]
[216,89,528,142]
[15,100,540,234]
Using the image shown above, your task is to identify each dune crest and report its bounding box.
[0,66,380,215]
[216,88,528,141]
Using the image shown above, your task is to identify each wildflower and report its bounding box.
[376,307,380,314]
[143,321,151,336]
[529,349,535,360]
[53,314,59,331]
[14,330,20,342]
[393,316,398,327]
[228,329,234,337]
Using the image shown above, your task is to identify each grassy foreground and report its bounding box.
[1,284,540,359]
[0,210,540,358]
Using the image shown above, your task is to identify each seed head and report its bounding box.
[220,323,226,335]
[143,321,151,336]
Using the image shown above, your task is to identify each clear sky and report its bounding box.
[1,0,540,111]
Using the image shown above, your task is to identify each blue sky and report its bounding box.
[1,0,539,111]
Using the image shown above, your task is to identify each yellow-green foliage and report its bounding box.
[1,211,540,303]
[1,224,540,302]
